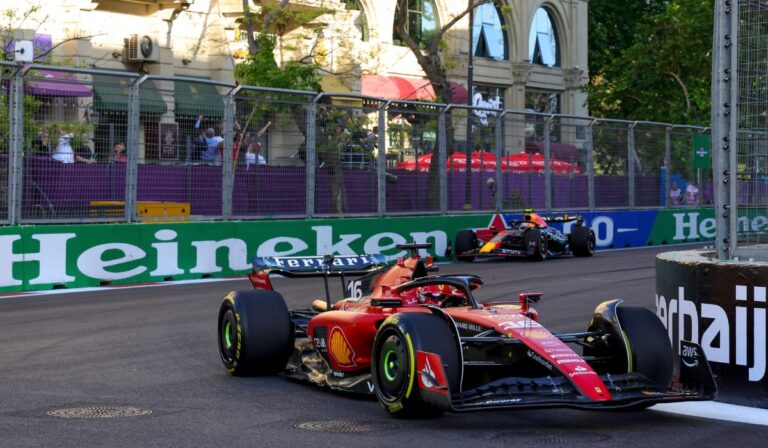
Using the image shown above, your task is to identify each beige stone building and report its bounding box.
[2,0,588,160]
[3,0,588,108]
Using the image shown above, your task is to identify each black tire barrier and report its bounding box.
[656,250,768,408]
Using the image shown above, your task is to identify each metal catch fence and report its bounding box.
[0,61,711,225]
[713,0,768,259]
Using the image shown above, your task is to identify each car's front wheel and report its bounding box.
[454,229,477,262]
[524,228,547,261]
[372,313,460,418]
[570,225,596,257]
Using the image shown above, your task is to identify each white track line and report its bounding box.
[652,401,768,426]
[0,276,247,299]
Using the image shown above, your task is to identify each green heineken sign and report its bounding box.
[693,135,711,170]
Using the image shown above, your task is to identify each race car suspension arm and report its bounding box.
[461,331,600,346]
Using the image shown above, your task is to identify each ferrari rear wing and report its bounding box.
[253,254,387,277]
[251,254,389,311]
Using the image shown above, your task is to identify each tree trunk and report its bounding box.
[242,0,257,55]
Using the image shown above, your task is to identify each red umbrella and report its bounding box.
[503,153,582,175]
[396,151,580,175]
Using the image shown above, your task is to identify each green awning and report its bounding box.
[93,75,167,115]
[174,78,225,118]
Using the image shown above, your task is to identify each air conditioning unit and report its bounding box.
[124,34,159,63]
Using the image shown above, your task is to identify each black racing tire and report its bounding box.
[218,290,294,376]
[372,313,460,418]
[570,225,596,257]
[523,228,547,261]
[617,306,673,388]
[454,229,477,262]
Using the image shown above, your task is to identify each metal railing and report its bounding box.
[0,61,711,225]
[712,0,768,260]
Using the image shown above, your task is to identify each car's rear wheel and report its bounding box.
[454,230,477,262]
[218,290,294,376]
[524,228,547,261]
[570,225,596,257]
[372,313,460,418]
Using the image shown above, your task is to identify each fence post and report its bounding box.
[712,0,738,259]
[544,115,552,212]
[438,105,449,214]
[628,121,637,209]
[8,67,24,225]
[125,75,144,223]
[221,87,236,220]
[495,111,506,212]
[664,126,672,207]
[586,119,595,211]
[377,101,389,216]
[306,95,319,218]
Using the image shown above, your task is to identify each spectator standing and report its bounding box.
[685,183,699,205]
[110,142,127,163]
[75,133,96,164]
[51,129,75,163]
[246,121,272,169]
[669,181,682,206]
[31,130,51,154]
[198,127,223,166]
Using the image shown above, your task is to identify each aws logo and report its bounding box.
[328,327,357,368]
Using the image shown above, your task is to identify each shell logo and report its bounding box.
[522,329,551,339]
[329,327,356,368]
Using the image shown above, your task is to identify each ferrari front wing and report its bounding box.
[447,340,717,412]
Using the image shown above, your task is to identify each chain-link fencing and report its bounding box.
[0,68,9,224]
[0,62,711,225]
[735,2,768,253]
[713,0,768,259]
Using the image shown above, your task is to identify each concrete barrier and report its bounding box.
[656,250,768,408]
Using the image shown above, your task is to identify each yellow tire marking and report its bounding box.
[405,333,415,399]
[622,330,633,372]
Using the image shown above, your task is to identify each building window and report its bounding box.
[473,3,508,61]
[525,89,562,142]
[393,0,438,47]
[528,7,559,67]
[471,85,505,151]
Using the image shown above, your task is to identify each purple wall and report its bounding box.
[18,156,669,219]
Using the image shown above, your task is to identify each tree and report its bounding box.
[586,0,713,125]
[393,0,508,208]
[587,0,666,84]
[237,2,366,212]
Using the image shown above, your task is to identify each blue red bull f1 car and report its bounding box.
[454,210,596,261]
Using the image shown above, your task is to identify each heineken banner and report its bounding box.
[505,208,767,249]
[0,215,488,293]
[3,208,764,293]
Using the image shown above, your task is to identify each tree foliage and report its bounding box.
[234,33,320,91]
[586,0,714,125]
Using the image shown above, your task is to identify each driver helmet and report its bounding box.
[418,284,451,304]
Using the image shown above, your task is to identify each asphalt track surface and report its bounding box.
[1,245,766,447]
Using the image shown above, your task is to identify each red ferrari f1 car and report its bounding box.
[217,244,716,418]
[454,210,596,261]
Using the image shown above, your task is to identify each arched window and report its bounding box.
[528,7,560,67]
[473,3,508,60]
[344,0,369,41]
[393,0,438,48]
